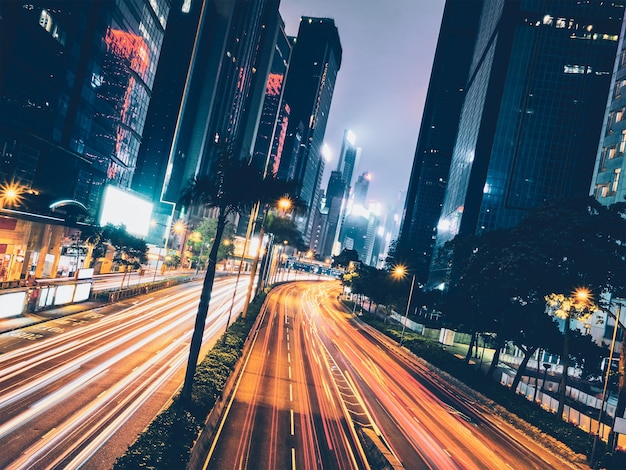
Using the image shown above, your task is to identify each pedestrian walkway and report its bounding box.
[0,301,106,334]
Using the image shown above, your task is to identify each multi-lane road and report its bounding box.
[0,276,581,469]
[203,281,580,470]
[0,276,249,470]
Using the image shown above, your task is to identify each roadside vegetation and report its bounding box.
[113,292,266,470]
[340,197,626,468]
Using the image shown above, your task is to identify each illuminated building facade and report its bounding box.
[398,0,481,285]
[251,17,292,177]
[591,14,626,206]
[317,129,360,257]
[132,0,203,218]
[159,0,280,209]
[429,0,624,286]
[278,17,342,245]
[0,0,170,217]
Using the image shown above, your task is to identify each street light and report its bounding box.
[0,181,27,209]
[392,264,416,347]
[546,287,596,420]
[590,298,623,466]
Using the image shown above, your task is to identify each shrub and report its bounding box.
[113,292,267,469]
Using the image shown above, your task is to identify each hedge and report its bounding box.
[113,292,267,469]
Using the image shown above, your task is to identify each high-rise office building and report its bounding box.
[132,0,202,243]
[430,0,624,286]
[157,0,280,226]
[336,129,359,189]
[251,16,292,177]
[0,0,171,217]
[319,170,346,256]
[278,17,342,244]
[317,129,359,257]
[591,14,626,206]
[397,0,482,285]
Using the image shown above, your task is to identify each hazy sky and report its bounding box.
[279,0,447,209]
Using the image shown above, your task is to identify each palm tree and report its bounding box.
[178,151,297,404]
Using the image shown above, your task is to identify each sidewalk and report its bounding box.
[0,301,106,334]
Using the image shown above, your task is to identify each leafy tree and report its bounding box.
[514,198,626,419]
[95,223,148,269]
[264,214,305,249]
[332,248,360,269]
[188,218,235,269]
[178,148,296,405]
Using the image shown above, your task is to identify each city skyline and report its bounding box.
[279,0,446,208]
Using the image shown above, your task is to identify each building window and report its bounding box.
[612,168,621,193]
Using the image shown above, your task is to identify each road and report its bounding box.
[204,280,579,470]
[0,276,249,470]
[205,281,368,469]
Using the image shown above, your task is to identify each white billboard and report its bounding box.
[99,186,153,237]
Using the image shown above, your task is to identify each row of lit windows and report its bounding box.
[38,9,66,46]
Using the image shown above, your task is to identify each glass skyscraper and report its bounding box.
[278,17,342,245]
[398,0,482,285]
[0,0,170,216]
[430,0,624,285]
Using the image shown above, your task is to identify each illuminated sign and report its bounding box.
[99,185,153,237]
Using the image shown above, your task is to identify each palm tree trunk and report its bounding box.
[557,315,571,419]
[181,211,227,404]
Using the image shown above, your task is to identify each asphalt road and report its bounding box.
[0,276,249,470]
[202,280,581,470]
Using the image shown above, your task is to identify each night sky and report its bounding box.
[279,0,447,210]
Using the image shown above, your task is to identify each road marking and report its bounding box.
[288,352,291,363]
[287,342,290,351]
[292,448,296,470]
[290,409,295,435]
[289,366,292,379]
[290,383,293,401]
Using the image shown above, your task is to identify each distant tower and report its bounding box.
[336,129,359,188]
[278,17,343,244]
[353,172,371,207]
[430,0,624,287]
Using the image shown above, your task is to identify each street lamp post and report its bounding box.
[590,300,623,466]
[392,265,416,347]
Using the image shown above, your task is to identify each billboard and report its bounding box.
[99,185,153,237]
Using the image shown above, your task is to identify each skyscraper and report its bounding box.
[591,14,626,206]
[317,129,359,257]
[0,0,170,217]
[132,0,202,243]
[397,0,482,284]
[278,17,342,244]
[251,16,292,177]
[336,129,359,189]
[157,0,280,227]
[430,0,624,286]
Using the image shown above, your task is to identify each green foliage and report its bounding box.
[332,248,360,268]
[94,223,148,269]
[264,214,305,250]
[113,292,267,469]
[189,218,235,267]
